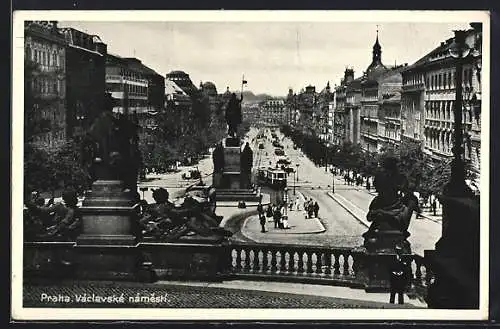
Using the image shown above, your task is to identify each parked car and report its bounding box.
[259,143,265,149]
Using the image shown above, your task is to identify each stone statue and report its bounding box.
[240,142,253,188]
[224,92,243,138]
[212,142,225,173]
[363,157,418,252]
[86,93,141,192]
[140,187,230,241]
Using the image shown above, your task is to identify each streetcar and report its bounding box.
[255,167,287,189]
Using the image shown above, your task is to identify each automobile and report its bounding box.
[259,143,265,149]
[274,148,285,156]
[277,157,291,165]
[182,169,201,180]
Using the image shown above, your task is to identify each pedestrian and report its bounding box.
[295,196,300,211]
[266,204,273,218]
[432,199,437,216]
[366,180,371,191]
[273,205,282,229]
[389,245,410,305]
[313,201,320,218]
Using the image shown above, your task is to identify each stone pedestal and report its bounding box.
[140,235,231,281]
[215,138,260,202]
[354,247,411,292]
[75,180,141,281]
[355,228,412,292]
[425,195,480,308]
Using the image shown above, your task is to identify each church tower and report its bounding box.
[372,29,382,65]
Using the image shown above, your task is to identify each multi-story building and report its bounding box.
[401,23,482,176]
[260,99,286,127]
[333,77,347,145]
[24,21,67,151]
[316,82,334,141]
[61,27,107,139]
[359,32,406,152]
[327,100,336,142]
[285,88,297,127]
[165,70,199,98]
[296,85,317,135]
[379,91,402,147]
[164,78,192,136]
[242,103,260,126]
[345,74,362,145]
[105,54,150,115]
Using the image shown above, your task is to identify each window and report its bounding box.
[448,72,452,89]
[443,74,447,89]
[53,53,57,67]
[42,51,46,66]
[34,50,38,63]
[438,74,442,89]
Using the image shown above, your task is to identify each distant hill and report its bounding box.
[237,90,282,104]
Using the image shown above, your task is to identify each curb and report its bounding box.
[326,192,370,228]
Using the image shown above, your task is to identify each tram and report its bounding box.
[256,167,287,189]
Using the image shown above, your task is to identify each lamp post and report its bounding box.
[446,30,472,197]
[324,143,328,173]
[283,186,288,219]
[293,168,297,195]
[296,163,300,181]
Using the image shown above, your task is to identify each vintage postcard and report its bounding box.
[11,10,490,321]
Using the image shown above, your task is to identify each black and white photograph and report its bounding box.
[11,10,490,320]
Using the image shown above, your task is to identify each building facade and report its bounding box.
[260,99,286,127]
[61,27,107,139]
[105,54,150,115]
[359,32,406,152]
[24,21,67,151]
[401,24,482,176]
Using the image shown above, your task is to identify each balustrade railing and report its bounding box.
[228,242,433,302]
[228,242,360,285]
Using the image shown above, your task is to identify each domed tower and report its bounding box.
[366,28,387,78]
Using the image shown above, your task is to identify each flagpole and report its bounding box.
[241,74,245,96]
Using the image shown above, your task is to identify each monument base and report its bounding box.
[74,180,142,281]
[354,247,412,292]
[140,235,231,281]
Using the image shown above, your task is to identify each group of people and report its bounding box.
[23,189,82,241]
[302,198,320,219]
[257,202,290,232]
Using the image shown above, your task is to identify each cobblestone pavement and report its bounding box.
[23,280,417,309]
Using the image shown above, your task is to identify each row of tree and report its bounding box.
[280,125,477,200]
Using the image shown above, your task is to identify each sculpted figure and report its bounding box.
[24,188,81,240]
[363,157,418,251]
[240,142,253,188]
[225,93,243,138]
[140,187,230,241]
[85,93,141,192]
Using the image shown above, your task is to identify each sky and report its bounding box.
[59,20,473,96]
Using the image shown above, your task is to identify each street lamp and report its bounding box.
[296,163,300,181]
[446,30,473,197]
[332,170,335,193]
[283,186,288,219]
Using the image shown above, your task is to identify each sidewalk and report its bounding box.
[23,279,425,309]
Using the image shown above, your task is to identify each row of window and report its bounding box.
[26,45,64,69]
[106,82,148,95]
[34,130,66,148]
[426,68,474,91]
[32,77,65,97]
